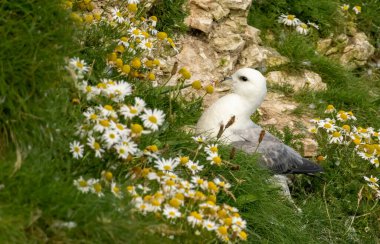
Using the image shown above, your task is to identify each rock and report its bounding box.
[302,138,318,157]
[319,32,375,69]
[220,0,251,10]
[259,92,313,132]
[266,70,326,91]
[325,47,339,56]
[243,26,262,44]
[339,32,375,69]
[239,44,289,68]
[336,34,348,44]
[184,7,213,33]
[316,38,332,54]
[210,2,230,20]
[212,34,245,52]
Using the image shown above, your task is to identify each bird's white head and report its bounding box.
[230,68,267,102]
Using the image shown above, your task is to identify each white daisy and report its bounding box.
[214,178,231,190]
[202,219,218,231]
[187,211,203,227]
[341,4,350,11]
[155,158,179,172]
[192,135,206,143]
[232,216,247,229]
[111,182,123,198]
[69,57,89,74]
[163,205,181,219]
[102,129,120,148]
[120,105,140,119]
[83,108,99,123]
[296,23,309,35]
[87,136,104,158]
[278,14,301,26]
[88,179,104,197]
[206,152,222,166]
[140,108,165,131]
[73,176,90,193]
[186,160,204,174]
[111,7,125,23]
[99,104,118,118]
[353,5,361,14]
[317,120,337,132]
[128,0,140,3]
[191,176,207,190]
[138,39,154,52]
[329,131,344,144]
[364,175,379,186]
[307,21,319,30]
[70,141,84,159]
[105,80,132,102]
[204,144,218,155]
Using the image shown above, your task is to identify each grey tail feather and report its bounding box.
[288,158,324,174]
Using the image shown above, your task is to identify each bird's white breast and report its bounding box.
[196,94,258,140]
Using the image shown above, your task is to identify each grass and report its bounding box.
[248,1,380,242]
[1,0,380,243]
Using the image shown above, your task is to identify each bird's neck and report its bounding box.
[238,87,267,113]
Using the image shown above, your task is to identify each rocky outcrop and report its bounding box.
[168,0,288,83]
[317,32,375,69]
[266,70,327,91]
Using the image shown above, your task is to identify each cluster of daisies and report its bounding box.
[70,87,247,242]
[278,14,319,35]
[309,105,380,198]
[341,4,362,15]
[67,1,247,242]
[68,58,165,160]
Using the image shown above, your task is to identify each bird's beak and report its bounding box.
[221,76,232,83]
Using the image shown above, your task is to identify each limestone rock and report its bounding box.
[244,26,262,45]
[220,0,251,10]
[212,34,245,52]
[340,32,375,69]
[302,138,318,157]
[318,32,374,69]
[239,44,289,68]
[184,7,213,33]
[266,70,326,91]
[316,38,332,54]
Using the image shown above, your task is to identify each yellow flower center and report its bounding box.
[79,180,87,187]
[94,142,100,150]
[169,198,181,208]
[76,61,84,68]
[93,183,102,193]
[165,179,175,186]
[332,132,341,138]
[180,156,189,164]
[190,211,202,220]
[163,165,172,171]
[131,123,143,134]
[157,32,168,40]
[212,156,222,165]
[342,125,350,132]
[218,226,228,235]
[287,15,295,20]
[148,115,157,124]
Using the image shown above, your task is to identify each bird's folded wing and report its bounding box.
[231,126,323,174]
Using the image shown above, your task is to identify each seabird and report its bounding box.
[196,67,323,174]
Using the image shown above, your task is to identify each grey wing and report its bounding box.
[231,126,323,174]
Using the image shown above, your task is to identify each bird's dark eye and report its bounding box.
[239,76,248,82]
